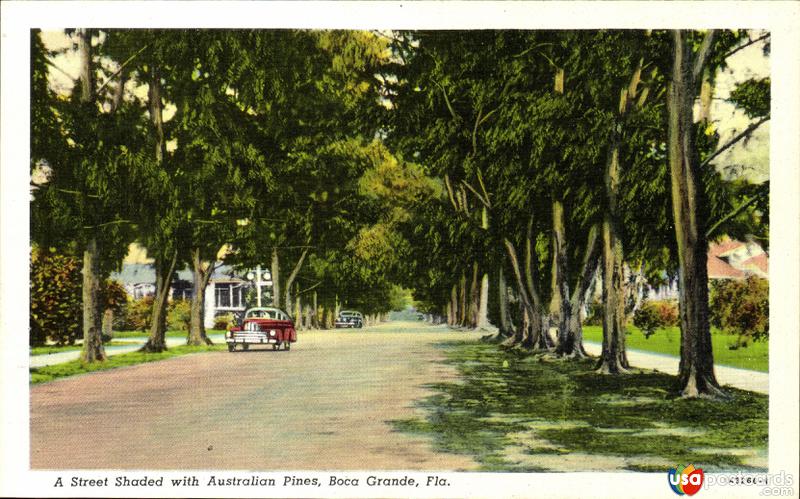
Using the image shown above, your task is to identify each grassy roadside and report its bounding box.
[31,341,131,356]
[582,325,768,372]
[393,341,768,472]
[112,329,226,339]
[30,344,226,384]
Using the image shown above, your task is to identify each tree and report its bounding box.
[31,29,139,362]
[666,30,723,397]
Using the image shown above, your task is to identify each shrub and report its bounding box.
[710,276,769,346]
[633,300,678,339]
[100,280,127,315]
[30,247,82,346]
[122,296,154,331]
[650,300,679,327]
[168,299,191,331]
[213,313,235,330]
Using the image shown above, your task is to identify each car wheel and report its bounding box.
[228,344,235,352]
[284,341,291,351]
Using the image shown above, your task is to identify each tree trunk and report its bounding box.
[503,239,536,347]
[188,248,213,346]
[563,225,601,358]
[294,294,302,328]
[669,30,723,397]
[469,262,479,328]
[77,29,105,363]
[597,141,630,374]
[523,218,551,350]
[449,284,458,326]
[283,248,309,314]
[142,251,178,352]
[478,272,490,328]
[498,267,513,337]
[271,248,281,309]
[102,309,113,338]
[458,273,467,327]
[80,237,106,362]
[551,200,575,356]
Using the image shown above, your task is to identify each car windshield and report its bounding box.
[246,309,286,320]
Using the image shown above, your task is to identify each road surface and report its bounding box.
[30,322,768,470]
[30,323,482,470]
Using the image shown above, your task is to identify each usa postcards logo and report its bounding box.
[668,464,705,496]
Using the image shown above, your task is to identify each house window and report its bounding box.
[214,283,244,309]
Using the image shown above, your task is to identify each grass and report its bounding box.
[582,325,768,372]
[30,344,226,384]
[392,341,768,472]
[31,341,130,356]
[112,329,226,339]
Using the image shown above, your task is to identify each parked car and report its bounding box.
[226,307,297,352]
[335,310,363,329]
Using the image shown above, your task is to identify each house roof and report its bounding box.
[707,254,746,279]
[741,253,769,276]
[708,239,746,257]
[111,263,245,285]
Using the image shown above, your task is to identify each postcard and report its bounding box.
[1,2,798,498]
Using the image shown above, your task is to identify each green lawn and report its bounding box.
[30,344,226,384]
[30,341,133,356]
[582,326,768,372]
[393,341,768,472]
[111,329,226,339]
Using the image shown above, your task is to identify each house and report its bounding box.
[707,238,769,279]
[111,263,263,328]
[646,238,768,301]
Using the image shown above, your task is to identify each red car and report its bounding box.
[226,307,297,352]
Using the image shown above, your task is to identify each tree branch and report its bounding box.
[460,180,490,208]
[705,191,766,239]
[297,281,323,295]
[96,44,150,95]
[720,33,770,61]
[701,114,770,168]
[433,80,460,122]
[82,219,134,229]
[692,30,717,80]
[476,168,491,209]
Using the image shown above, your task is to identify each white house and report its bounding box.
[111,263,268,329]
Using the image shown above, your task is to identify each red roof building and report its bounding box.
[707,239,768,280]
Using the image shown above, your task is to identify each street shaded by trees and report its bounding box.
[30,29,769,397]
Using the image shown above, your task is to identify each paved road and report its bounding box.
[30,323,482,470]
[582,341,769,394]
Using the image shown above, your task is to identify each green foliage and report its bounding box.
[30,247,127,346]
[167,300,192,331]
[120,296,154,332]
[213,313,235,330]
[30,248,82,346]
[729,78,770,119]
[710,277,769,345]
[633,300,679,338]
[100,279,128,315]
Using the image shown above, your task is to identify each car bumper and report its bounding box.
[226,333,280,344]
